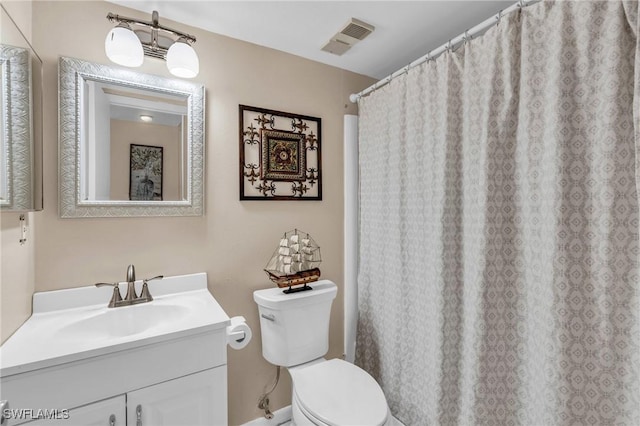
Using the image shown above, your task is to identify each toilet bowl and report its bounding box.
[289,358,390,426]
[253,280,391,426]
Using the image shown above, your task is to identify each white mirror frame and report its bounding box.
[59,57,205,218]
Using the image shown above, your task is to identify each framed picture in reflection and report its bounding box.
[129,144,163,201]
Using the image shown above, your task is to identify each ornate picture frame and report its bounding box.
[239,105,321,200]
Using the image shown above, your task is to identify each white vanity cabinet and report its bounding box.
[26,368,226,426]
[0,273,231,426]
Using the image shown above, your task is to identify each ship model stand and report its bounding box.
[264,229,321,294]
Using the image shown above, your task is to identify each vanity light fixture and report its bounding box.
[105,10,199,78]
[139,114,153,122]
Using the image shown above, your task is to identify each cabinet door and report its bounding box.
[26,395,125,426]
[127,367,227,426]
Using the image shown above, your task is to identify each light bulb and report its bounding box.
[105,24,144,67]
[166,40,199,78]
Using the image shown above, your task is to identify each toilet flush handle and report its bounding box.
[261,313,275,322]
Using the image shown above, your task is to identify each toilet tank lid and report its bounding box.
[253,280,337,309]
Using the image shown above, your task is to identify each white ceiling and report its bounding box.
[109,1,512,80]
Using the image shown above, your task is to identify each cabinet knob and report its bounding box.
[109,414,116,426]
[136,404,142,426]
[0,400,8,425]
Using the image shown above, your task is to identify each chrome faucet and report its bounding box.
[95,265,163,308]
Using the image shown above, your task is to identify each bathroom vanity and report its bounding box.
[0,273,229,425]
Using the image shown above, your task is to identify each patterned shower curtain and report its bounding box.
[355,1,639,425]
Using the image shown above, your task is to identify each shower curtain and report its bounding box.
[355,1,639,425]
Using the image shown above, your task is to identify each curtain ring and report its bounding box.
[403,65,410,75]
[464,30,471,44]
[496,9,503,25]
[446,39,452,53]
[518,0,525,8]
[425,52,432,63]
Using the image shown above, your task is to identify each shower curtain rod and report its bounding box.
[349,0,541,103]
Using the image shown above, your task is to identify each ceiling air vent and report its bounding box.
[321,18,375,56]
[341,19,374,40]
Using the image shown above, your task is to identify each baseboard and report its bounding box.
[392,415,406,426]
[241,405,292,426]
[241,405,405,426]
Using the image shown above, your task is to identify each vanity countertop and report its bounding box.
[0,273,230,377]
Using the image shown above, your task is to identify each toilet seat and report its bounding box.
[291,358,389,426]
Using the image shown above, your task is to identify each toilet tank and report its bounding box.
[253,280,337,367]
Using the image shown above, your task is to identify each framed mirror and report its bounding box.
[0,8,43,212]
[58,57,205,218]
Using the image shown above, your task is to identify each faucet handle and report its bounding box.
[95,282,123,308]
[95,282,118,288]
[140,276,163,302]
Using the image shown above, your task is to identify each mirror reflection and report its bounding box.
[81,81,188,202]
[0,6,43,212]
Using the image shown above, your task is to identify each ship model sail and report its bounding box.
[264,229,321,292]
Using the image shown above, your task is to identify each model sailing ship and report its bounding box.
[264,229,321,293]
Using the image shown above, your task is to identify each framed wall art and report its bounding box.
[239,105,321,200]
[129,144,163,201]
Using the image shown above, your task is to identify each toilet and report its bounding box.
[254,280,391,426]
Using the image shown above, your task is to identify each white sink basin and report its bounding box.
[56,303,191,341]
[0,273,230,377]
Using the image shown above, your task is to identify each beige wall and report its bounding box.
[0,212,35,343]
[1,1,32,41]
[110,119,182,201]
[0,1,37,343]
[29,1,374,424]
